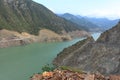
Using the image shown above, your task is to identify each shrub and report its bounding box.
[60,66,84,73]
[41,64,56,72]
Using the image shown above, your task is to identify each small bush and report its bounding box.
[41,64,56,72]
[60,66,84,73]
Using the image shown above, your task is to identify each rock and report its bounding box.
[68,30,91,38]
[42,71,53,77]
[0,29,89,48]
[38,29,72,42]
[97,21,120,44]
[53,22,120,75]
[109,75,120,80]
[84,74,95,80]
[0,29,34,48]
[53,37,95,67]
[31,69,120,80]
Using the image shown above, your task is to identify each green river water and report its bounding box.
[0,33,101,80]
[0,38,85,80]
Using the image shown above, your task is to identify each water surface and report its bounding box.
[0,33,101,80]
[0,38,84,80]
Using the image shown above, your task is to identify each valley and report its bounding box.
[0,0,120,80]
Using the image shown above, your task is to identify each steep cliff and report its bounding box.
[97,21,120,44]
[53,22,120,75]
[53,37,95,66]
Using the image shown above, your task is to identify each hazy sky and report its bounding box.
[33,0,120,19]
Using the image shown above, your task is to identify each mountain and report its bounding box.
[0,0,82,35]
[0,0,91,48]
[58,13,102,32]
[85,17,119,30]
[53,22,120,75]
[58,13,119,32]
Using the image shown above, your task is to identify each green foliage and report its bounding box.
[60,66,84,73]
[41,64,56,72]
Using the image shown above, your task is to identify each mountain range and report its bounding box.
[85,17,119,30]
[58,13,119,32]
[58,13,101,32]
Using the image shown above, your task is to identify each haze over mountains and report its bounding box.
[58,13,101,32]
[85,17,119,30]
[58,13,119,32]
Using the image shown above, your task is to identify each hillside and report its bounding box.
[53,22,120,75]
[0,29,74,48]
[0,0,82,35]
[58,13,102,32]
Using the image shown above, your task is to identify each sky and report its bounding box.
[33,0,120,19]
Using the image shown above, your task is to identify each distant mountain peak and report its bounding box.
[118,20,120,23]
[58,13,102,32]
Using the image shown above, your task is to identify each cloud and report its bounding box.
[85,9,120,19]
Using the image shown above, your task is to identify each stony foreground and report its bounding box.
[31,69,120,80]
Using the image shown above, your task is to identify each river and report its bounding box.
[0,33,101,80]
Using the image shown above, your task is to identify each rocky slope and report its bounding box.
[0,29,36,48]
[0,28,90,48]
[53,22,120,75]
[0,29,90,48]
[53,37,95,66]
[97,21,120,44]
[0,29,75,48]
[31,69,120,80]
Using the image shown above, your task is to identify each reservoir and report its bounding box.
[0,33,101,80]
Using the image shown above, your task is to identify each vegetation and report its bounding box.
[41,64,84,73]
[60,66,84,73]
[41,64,56,72]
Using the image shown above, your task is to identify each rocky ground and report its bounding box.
[0,29,89,48]
[0,29,37,48]
[31,69,120,80]
[53,22,120,75]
